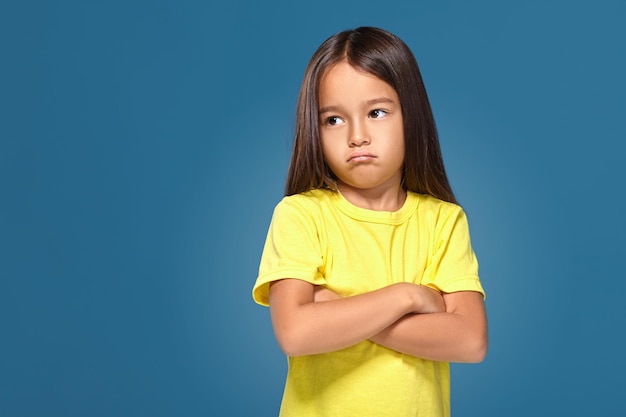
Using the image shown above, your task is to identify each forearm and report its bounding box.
[269,280,430,356]
[370,291,488,363]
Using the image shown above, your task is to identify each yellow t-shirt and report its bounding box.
[253,189,485,417]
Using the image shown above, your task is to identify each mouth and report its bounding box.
[347,151,376,162]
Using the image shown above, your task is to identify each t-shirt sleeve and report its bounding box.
[252,197,327,306]
[421,205,485,298]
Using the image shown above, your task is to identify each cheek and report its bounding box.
[320,138,330,161]
[398,142,406,162]
[320,136,339,159]
[320,142,336,172]
[394,125,405,157]
[391,135,406,167]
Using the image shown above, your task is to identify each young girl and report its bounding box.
[252,26,487,417]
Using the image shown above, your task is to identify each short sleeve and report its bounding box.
[252,197,327,306]
[421,206,485,298]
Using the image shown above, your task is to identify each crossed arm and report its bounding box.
[268,279,487,363]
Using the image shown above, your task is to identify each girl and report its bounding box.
[252,26,487,417]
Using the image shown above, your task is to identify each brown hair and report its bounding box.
[284,26,457,204]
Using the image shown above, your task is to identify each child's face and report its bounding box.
[318,62,405,195]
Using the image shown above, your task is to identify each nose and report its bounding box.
[349,121,370,147]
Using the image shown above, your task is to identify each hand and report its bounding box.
[313,283,444,313]
[313,286,343,302]
[413,285,445,314]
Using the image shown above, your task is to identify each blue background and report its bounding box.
[2,0,625,416]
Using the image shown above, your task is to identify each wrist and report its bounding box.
[417,285,445,313]
[390,282,422,314]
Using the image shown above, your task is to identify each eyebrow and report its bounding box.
[318,97,395,114]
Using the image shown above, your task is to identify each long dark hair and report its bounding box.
[285,26,457,204]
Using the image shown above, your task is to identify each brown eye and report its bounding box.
[369,109,388,119]
[325,116,345,126]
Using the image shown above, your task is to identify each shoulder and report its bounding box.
[274,189,335,214]
[264,190,333,251]
[411,193,473,239]
[268,189,337,230]
[413,192,465,220]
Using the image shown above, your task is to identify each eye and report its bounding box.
[369,109,388,119]
[324,116,345,126]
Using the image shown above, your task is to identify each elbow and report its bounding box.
[275,333,297,357]
[273,326,312,357]
[465,339,488,363]
[279,344,306,358]
[461,331,488,363]
[275,334,309,357]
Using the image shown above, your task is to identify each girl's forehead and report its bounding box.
[318,62,398,104]
[321,62,374,83]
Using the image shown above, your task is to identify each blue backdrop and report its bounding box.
[2,1,625,416]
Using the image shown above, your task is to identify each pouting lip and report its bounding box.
[347,151,376,162]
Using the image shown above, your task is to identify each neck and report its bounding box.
[337,182,407,212]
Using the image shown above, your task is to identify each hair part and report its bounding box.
[284,26,457,204]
